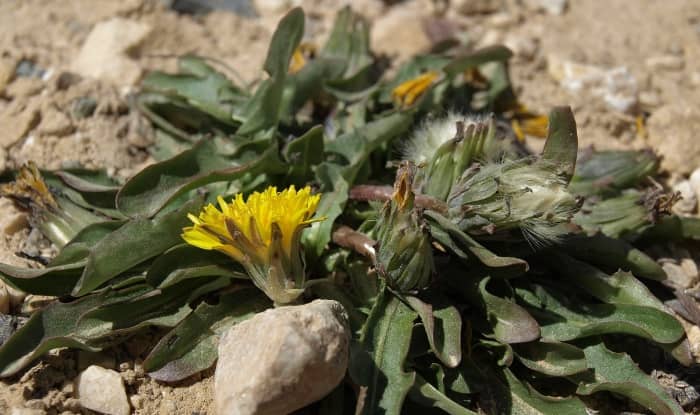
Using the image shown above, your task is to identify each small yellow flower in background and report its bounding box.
[392,70,440,108]
[289,42,317,74]
[509,103,549,142]
[182,185,324,305]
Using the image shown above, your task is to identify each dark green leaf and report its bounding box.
[514,340,587,377]
[559,234,666,281]
[405,293,462,368]
[283,125,324,181]
[573,342,685,415]
[409,374,477,415]
[425,211,529,273]
[116,138,279,218]
[520,284,684,344]
[145,288,270,381]
[73,198,204,296]
[350,290,417,415]
[454,276,540,344]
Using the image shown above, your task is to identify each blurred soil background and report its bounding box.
[0,0,700,413]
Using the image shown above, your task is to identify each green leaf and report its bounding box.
[146,244,245,288]
[409,373,477,415]
[0,260,85,297]
[237,8,304,134]
[462,356,587,414]
[145,288,271,382]
[303,162,349,258]
[641,215,700,242]
[514,340,587,377]
[569,150,659,196]
[549,254,666,309]
[541,106,578,182]
[453,276,540,344]
[442,45,513,77]
[75,280,207,340]
[350,290,417,415]
[520,284,684,344]
[73,198,205,296]
[573,342,685,415]
[325,111,414,168]
[116,138,279,218]
[283,125,324,181]
[425,210,529,273]
[405,293,462,368]
[501,366,587,414]
[0,282,184,377]
[559,234,666,281]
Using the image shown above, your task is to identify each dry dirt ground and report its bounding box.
[0,0,699,413]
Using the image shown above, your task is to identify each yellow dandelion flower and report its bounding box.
[392,71,440,108]
[182,185,324,304]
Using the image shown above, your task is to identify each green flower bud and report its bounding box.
[403,113,499,201]
[447,159,579,246]
[374,162,435,292]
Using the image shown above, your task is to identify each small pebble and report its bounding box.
[645,55,685,71]
[672,180,697,215]
[662,262,698,289]
[76,365,130,415]
[71,97,97,119]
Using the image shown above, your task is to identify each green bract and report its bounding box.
[0,7,696,415]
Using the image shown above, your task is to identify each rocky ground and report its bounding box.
[1,0,700,413]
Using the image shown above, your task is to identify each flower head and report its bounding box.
[182,185,324,304]
[392,71,440,108]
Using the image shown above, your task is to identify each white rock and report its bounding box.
[662,262,697,289]
[76,365,130,415]
[525,0,568,15]
[680,258,699,283]
[215,299,349,415]
[71,18,151,85]
[547,55,638,113]
[645,55,685,71]
[672,180,697,215]
[687,324,700,362]
[0,198,28,236]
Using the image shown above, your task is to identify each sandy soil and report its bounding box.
[0,0,699,413]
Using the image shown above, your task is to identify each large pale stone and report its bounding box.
[371,3,431,62]
[647,105,700,175]
[215,299,349,415]
[71,18,151,85]
[75,365,130,415]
